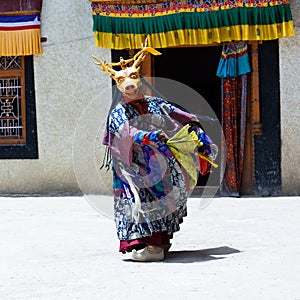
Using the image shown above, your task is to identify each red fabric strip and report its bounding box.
[119,232,172,253]
[0,25,40,30]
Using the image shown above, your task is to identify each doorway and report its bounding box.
[152,46,222,189]
[111,41,281,195]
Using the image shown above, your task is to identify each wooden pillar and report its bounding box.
[140,52,154,95]
[251,42,263,136]
[241,41,261,194]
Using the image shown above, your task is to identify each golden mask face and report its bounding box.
[112,65,141,100]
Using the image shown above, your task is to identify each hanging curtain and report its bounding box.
[217,41,251,196]
[90,0,294,49]
[0,0,43,56]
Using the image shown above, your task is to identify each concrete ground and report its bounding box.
[0,196,299,300]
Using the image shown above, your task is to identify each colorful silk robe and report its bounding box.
[103,95,213,241]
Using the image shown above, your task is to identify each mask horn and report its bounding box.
[92,55,117,76]
[92,37,161,75]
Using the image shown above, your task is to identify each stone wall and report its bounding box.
[0,0,113,195]
[290,0,300,27]
[279,0,300,194]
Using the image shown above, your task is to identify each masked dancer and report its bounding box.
[93,41,218,262]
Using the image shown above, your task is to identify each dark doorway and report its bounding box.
[111,43,282,195]
[153,47,222,187]
[255,40,281,195]
[153,47,222,119]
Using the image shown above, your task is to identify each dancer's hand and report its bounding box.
[158,131,168,143]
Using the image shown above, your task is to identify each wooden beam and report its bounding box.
[250,42,263,136]
[241,42,261,194]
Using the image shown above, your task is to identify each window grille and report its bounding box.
[0,56,26,144]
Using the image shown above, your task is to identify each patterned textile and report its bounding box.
[0,0,42,56]
[216,41,251,78]
[217,42,249,196]
[221,75,247,196]
[91,0,291,15]
[166,124,217,189]
[90,0,294,49]
[103,95,215,242]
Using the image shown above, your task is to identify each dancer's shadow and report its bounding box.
[164,246,241,263]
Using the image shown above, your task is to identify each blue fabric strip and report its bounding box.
[0,14,40,23]
[216,42,251,78]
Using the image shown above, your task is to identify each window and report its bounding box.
[0,56,26,144]
[0,56,38,159]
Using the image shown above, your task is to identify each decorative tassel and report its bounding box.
[99,146,112,171]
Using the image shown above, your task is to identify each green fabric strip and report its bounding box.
[93,4,293,34]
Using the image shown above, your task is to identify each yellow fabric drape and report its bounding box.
[94,21,295,49]
[166,124,218,189]
[0,29,42,56]
[91,0,294,49]
[166,125,199,189]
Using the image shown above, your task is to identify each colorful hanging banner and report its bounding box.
[0,0,42,56]
[216,42,251,78]
[90,0,295,49]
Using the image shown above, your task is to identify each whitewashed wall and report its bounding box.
[279,0,300,194]
[1,1,299,196]
[0,0,113,195]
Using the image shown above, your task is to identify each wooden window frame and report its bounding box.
[0,56,26,145]
[0,56,38,159]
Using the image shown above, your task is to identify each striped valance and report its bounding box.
[0,0,42,56]
[90,0,295,49]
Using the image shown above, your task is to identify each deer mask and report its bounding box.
[92,40,161,100]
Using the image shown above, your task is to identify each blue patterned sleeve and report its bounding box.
[133,130,163,145]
